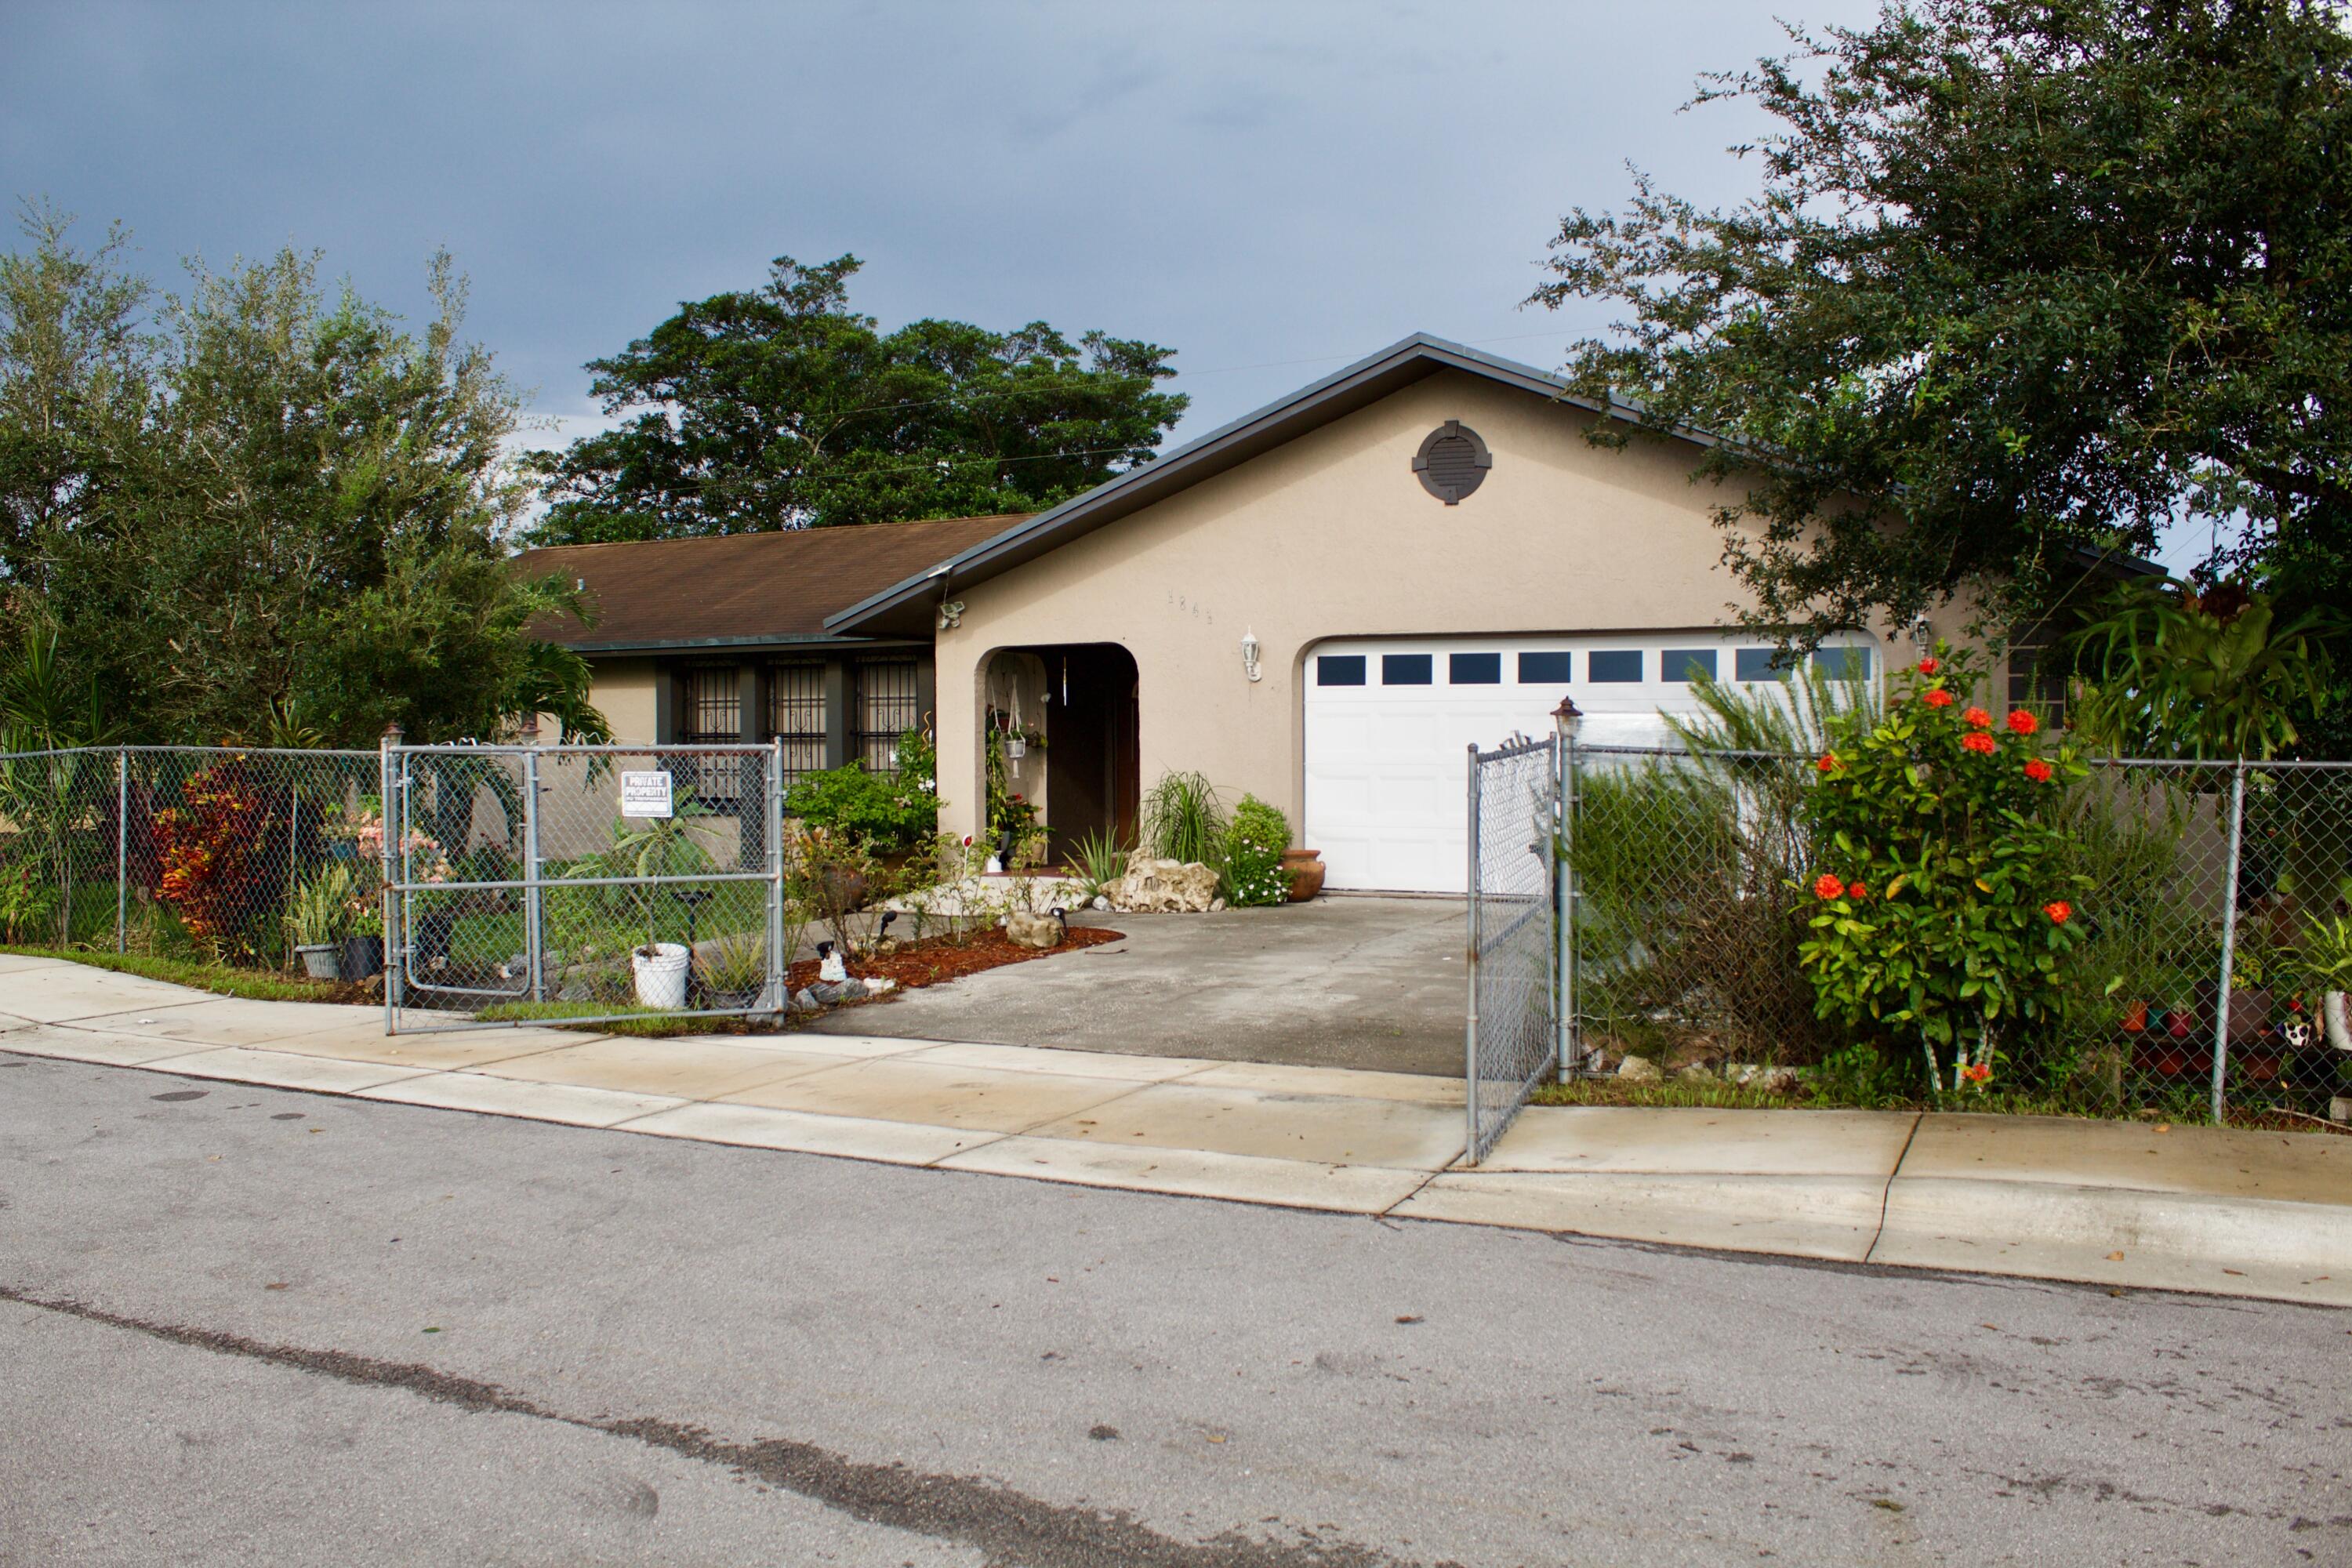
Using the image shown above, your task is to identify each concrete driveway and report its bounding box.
[807,895,1468,1076]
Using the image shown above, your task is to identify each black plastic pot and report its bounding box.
[339,934,384,980]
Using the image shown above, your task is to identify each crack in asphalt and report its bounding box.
[0,1282,1421,1568]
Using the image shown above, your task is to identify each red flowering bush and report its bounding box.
[152,757,293,959]
[2005,709,2038,736]
[1797,644,2090,1095]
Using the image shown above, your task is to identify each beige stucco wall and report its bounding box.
[584,656,661,746]
[933,369,1964,844]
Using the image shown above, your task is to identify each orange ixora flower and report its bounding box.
[1960,1062,1992,1086]
[1923,688,1955,709]
[2024,757,2054,783]
[2045,901,2072,924]
[1817,753,1840,773]
[1962,706,1993,729]
[1847,880,1868,899]
[1962,732,1998,754]
[1814,873,1847,901]
[1917,656,1940,675]
[2006,709,2039,735]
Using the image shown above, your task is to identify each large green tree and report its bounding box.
[528,254,1187,543]
[0,205,603,747]
[1530,0,2352,639]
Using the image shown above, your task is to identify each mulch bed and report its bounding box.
[786,924,1124,996]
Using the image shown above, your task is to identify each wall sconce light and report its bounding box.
[1240,629,1261,683]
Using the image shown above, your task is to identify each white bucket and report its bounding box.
[630,942,691,1009]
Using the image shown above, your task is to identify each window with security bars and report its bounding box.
[677,665,745,804]
[854,659,920,772]
[2006,626,2068,727]
[767,662,827,782]
[679,666,742,742]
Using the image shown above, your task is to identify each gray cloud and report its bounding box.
[3,0,1880,442]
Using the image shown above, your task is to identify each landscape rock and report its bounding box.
[1091,896,1111,913]
[1109,858,1221,913]
[1617,1054,1661,1083]
[1730,1063,1802,1094]
[1209,897,1227,912]
[1003,910,1063,949]
[1676,1062,1719,1083]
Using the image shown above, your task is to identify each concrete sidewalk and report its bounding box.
[3,952,2346,1306]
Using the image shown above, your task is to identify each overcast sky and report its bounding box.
[4,1,1908,448]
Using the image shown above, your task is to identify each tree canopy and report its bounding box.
[1530,0,2352,641]
[527,254,1188,543]
[0,204,602,748]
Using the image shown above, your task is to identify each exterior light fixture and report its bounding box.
[1240,629,1262,683]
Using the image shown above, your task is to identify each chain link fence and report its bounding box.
[0,746,382,965]
[1465,734,1563,1161]
[1565,744,2352,1127]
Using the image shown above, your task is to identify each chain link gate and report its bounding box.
[1465,727,1568,1163]
[383,739,787,1035]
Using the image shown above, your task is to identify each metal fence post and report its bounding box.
[380,726,401,1035]
[523,748,544,1005]
[1464,743,1483,1163]
[1553,699,1581,1083]
[767,738,786,1017]
[2211,760,2249,1124]
[114,748,128,953]
[285,786,300,971]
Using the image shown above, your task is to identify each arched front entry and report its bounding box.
[982,642,1140,865]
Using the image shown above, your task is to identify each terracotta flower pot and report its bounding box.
[1279,848,1326,902]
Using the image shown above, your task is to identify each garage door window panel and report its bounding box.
[1518,651,1573,684]
[1318,655,1367,687]
[1663,648,1719,683]
[1588,650,1643,683]
[1449,652,1501,684]
[1383,654,1434,685]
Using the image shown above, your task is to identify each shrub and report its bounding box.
[1223,795,1291,907]
[152,757,293,960]
[1797,646,2092,1096]
[1141,771,1226,866]
[784,728,938,852]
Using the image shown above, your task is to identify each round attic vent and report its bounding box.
[1413,420,1490,504]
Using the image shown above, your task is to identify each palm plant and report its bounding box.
[2066,581,2343,760]
[1068,826,1130,902]
[1140,771,1226,866]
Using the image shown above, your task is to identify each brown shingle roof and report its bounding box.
[514,514,1028,650]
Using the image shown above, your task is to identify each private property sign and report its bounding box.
[620,770,673,818]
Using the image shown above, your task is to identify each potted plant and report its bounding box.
[2295,913,2352,1051]
[342,906,385,981]
[285,864,355,980]
[566,797,718,1008]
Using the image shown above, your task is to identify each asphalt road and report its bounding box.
[2,1052,2346,1567]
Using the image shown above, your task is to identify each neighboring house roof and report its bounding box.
[822,333,1621,637]
[514,513,1029,653]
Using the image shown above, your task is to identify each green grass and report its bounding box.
[473,999,780,1037]
[0,945,344,1003]
[1528,1073,2229,1123]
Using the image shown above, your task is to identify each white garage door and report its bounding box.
[1302,633,1878,893]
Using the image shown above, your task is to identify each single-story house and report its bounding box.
[517,332,2132,894]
